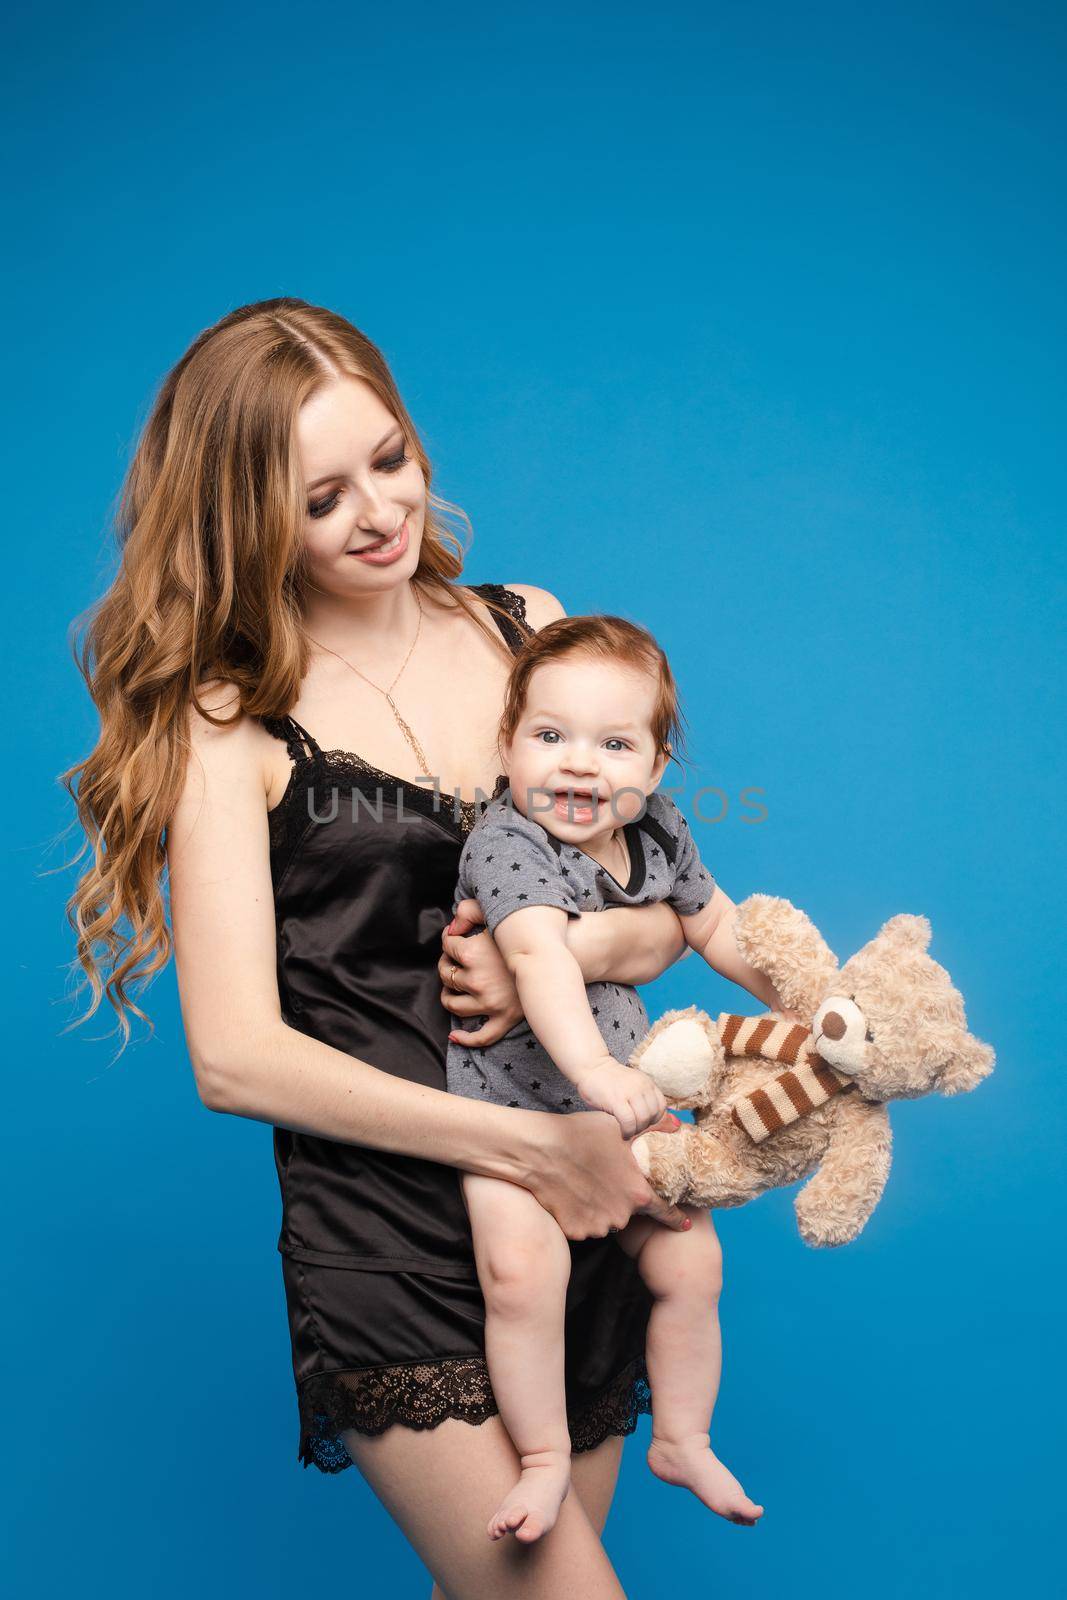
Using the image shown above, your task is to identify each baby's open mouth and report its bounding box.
[552,788,600,820]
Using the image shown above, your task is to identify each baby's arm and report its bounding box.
[658,799,801,1019]
[676,887,799,1017]
[493,906,668,1138]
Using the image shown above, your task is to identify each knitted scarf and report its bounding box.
[718,1013,853,1144]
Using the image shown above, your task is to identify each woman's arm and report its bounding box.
[566,899,689,984]
[441,890,688,1051]
[439,893,687,1050]
[168,690,693,1239]
[444,896,685,997]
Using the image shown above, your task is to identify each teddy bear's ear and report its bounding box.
[938,1032,996,1096]
[880,913,932,953]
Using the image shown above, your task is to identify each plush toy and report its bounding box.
[630,894,995,1246]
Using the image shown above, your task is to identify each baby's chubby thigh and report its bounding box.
[460,1173,572,1320]
[617,1205,723,1304]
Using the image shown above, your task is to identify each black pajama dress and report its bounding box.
[261,583,654,1472]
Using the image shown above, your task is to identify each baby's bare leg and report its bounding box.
[462,1173,574,1544]
[616,1208,764,1526]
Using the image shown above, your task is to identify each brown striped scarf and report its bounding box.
[718,1013,853,1144]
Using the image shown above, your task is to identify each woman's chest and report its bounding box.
[267,624,513,809]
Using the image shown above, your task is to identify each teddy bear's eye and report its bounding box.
[865,1028,875,1043]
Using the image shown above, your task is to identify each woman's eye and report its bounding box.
[307,448,409,518]
[308,491,341,519]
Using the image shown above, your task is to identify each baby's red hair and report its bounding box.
[498,613,691,770]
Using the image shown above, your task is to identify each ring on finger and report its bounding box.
[449,962,458,988]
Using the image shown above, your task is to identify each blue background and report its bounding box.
[5,1,1062,1595]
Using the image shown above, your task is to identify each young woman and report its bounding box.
[62,299,697,1597]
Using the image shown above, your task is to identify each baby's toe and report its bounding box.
[513,1510,546,1543]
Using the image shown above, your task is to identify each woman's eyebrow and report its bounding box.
[306,426,403,490]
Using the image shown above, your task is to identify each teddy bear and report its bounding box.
[629,894,995,1246]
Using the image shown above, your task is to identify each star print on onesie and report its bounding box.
[444,784,716,1113]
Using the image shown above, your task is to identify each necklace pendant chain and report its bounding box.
[306,588,433,780]
[386,693,431,774]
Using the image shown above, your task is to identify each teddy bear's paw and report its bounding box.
[632,1129,690,1206]
[794,1193,863,1248]
[629,1011,724,1108]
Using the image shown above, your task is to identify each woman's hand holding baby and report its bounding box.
[523,1108,693,1238]
[440,897,696,1048]
[440,900,524,1047]
[575,1058,668,1139]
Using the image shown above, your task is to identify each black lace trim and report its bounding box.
[295,1351,652,1473]
[469,581,534,651]
[262,584,532,873]
[262,716,318,863]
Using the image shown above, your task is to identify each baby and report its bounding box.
[445,613,791,1544]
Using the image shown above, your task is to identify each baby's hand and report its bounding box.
[575,1060,668,1140]
[766,987,803,1024]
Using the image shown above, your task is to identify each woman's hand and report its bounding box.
[516,1107,693,1239]
[439,898,524,1047]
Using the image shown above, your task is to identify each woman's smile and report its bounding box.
[347,516,410,564]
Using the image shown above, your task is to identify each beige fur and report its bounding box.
[630,895,995,1247]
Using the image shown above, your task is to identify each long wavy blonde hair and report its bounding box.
[58,297,527,1053]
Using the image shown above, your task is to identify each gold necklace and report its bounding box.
[306,588,432,776]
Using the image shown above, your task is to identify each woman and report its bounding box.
[62,298,696,1597]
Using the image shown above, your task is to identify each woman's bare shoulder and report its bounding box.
[503,583,567,628]
[182,678,273,799]
[186,678,252,747]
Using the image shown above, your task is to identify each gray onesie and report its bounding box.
[445,783,716,1114]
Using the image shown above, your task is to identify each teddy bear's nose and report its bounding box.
[820,1010,847,1040]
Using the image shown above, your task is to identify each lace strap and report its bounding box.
[468,582,534,653]
[261,713,322,763]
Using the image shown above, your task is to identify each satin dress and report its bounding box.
[261,582,653,1472]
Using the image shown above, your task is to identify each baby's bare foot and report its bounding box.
[487,1449,571,1543]
[647,1433,764,1526]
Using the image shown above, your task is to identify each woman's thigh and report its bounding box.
[570,1430,626,1534]
[343,1412,629,1600]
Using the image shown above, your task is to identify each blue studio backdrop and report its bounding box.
[4,2,1062,1596]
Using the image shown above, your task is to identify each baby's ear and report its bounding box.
[939,1032,996,1096]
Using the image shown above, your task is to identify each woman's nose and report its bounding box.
[354,482,399,536]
